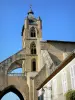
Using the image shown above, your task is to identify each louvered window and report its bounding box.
[30,42,36,54]
[30,27,36,37]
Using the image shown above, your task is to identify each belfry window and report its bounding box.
[30,42,36,54]
[32,59,36,71]
[30,27,36,37]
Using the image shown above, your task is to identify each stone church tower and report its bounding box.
[21,7,42,74]
[21,8,43,100]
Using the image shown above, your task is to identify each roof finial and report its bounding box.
[28,5,34,15]
[30,4,32,9]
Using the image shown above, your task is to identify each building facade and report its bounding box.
[21,8,75,100]
[38,51,75,100]
[0,8,75,100]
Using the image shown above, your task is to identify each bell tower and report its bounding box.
[21,7,42,74]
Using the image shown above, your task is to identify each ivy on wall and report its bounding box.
[65,90,75,100]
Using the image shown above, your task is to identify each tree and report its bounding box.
[65,90,75,100]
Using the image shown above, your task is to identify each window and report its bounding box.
[61,70,68,94]
[30,42,36,54]
[70,65,75,89]
[31,59,36,71]
[30,27,36,37]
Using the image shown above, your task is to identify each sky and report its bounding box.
[0,0,75,99]
[1,92,20,100]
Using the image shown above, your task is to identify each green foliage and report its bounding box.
[65,90,75,100]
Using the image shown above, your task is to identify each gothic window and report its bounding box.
[31,59,36,71]
[30,27,36,37]
[30,42,36,54]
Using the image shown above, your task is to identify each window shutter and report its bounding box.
[62,70,67,94]
[53,78,57,98]
[70,65,75,89]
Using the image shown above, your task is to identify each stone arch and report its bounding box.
[0,85,24,100]
[7,60,22,73]
[0,51,25,74]
[30,42,36,54]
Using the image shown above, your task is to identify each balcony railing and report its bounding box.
[8,73,27,76]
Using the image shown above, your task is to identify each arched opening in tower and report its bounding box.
[30,27,36,37]
[32,59,36,71]
[30,42,36,54]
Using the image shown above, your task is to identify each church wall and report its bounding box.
[41,42,75,65]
